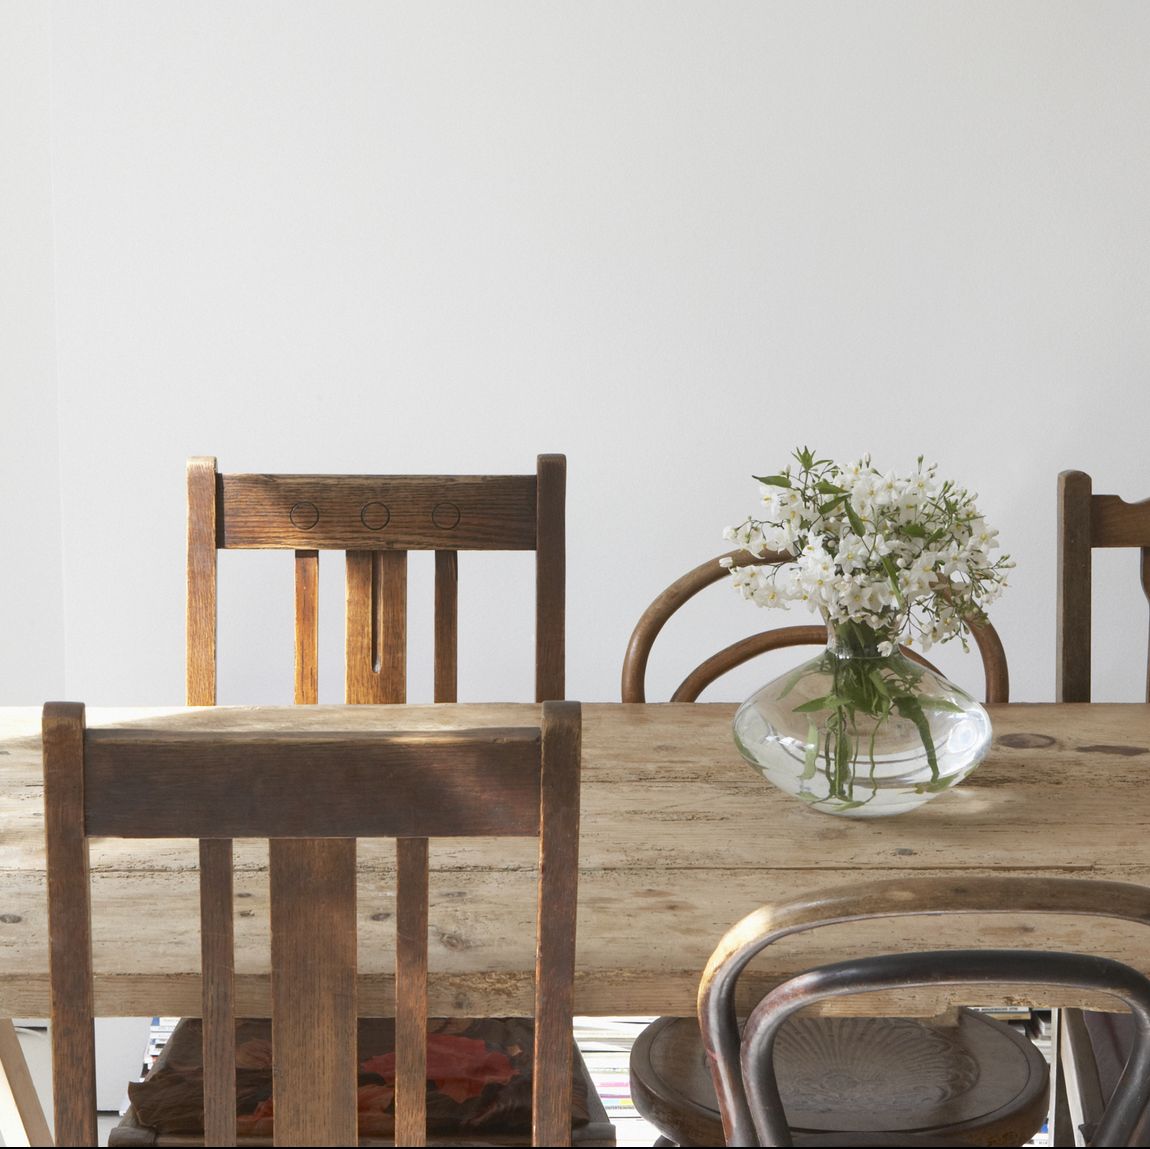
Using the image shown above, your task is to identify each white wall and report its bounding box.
[13,2,1150,706]
[0,1,64,703]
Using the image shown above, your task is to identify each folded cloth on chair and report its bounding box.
[128,1016,590,1139]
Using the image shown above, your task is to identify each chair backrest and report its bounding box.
[741,948,1150,1148]
[1057,471,1150,702]
[42,699,582,1148]
[622,548,1009,704]
[697,876,1150,1147]
[187,453,566,708]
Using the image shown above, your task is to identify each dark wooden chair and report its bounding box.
[1056,470,1150,704]
[623,550,1025,1147]
[101,455,609,1145]
[699,876,1150,1147]
[1056,471,1150,1141]
[44,700,592,1147]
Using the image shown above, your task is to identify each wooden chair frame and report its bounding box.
[742,948,1150,1148]
[698,876,1150,1147]
[187,454,566,709]
[622,548,1009,704]
[43,700,583,1148]
[1057,470,1150,702]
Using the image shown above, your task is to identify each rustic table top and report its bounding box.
[2,702,1148,1017]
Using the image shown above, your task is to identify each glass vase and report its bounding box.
[732,622,991,817]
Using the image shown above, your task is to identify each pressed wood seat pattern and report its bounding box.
[104,455,612,1146]
[699,877,1150,1147]
[44,701,589,1148]
[621,550,1038,1147]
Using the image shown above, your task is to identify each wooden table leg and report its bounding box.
[0,1018,53,1147]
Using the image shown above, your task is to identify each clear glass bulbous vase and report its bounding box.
[732,624,991,817]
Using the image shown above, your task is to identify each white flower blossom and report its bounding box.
[723,448,1012,655]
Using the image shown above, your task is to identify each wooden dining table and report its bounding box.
[2,701,1150,1024]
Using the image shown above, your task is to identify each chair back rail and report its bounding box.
[697,876,1150,1147]
[622,548,1009,704]
[43,700,582,1148]
[740,949,1150,1148]
[186,454,566,707]
[1057,470,1150,702]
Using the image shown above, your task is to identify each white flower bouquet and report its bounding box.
[725,448,1013,815]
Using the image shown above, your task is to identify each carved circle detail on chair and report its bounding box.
[359,501,391,530]
[288,501,320,530]
[433,501,462,529]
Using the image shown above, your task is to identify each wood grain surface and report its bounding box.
[269,838,359,1147]
[186,457,218,706]
[219,474,538,550]
[5,703,1150,1018]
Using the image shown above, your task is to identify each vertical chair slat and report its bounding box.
[1057,470,1094,702]
[395,837,430,1148]
[200,840,236,1148]
[270,839,359,1148]
[535,455,566,702]
[376,549,408,701]
[187,457,219,706]
[345,550,375,699]
[346,550,408,702]
[434,550,459,702]
[294,550,320,705]
[1142,547,1150,702]
[43,702,97,1148]
[533,701,581,1147]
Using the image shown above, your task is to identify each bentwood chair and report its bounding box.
[622,548,1008,705]
[104,455,611,1145]
[623,551,1031,1147]
[1056,471,1150,1141]
[700,877,1150,1147]
[45,701,589,1148]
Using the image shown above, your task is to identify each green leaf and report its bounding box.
[902,522,927,538]
[880,554,905,606]
[844,503,866,537]
[915,697,964,713]
[793,694,848,713]
[867,669,892,698]
[814,480,847,495]
[753,474,792,488]
[817,497,845,515]
[802,721,819,779]
[894,695,939,779]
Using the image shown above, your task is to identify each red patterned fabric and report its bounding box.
[127,1017,589,1138]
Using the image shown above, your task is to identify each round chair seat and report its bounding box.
[629,1010,1049,1147]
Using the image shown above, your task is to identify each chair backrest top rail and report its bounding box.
[83,725,544,839]
[217,471,541,550]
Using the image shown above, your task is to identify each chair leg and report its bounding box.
[0,1018,53,1147]
[1060,1007,1105,1147]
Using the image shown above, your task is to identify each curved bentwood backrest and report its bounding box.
[698,877,1150,1147]
[743,951,1150,1148]
[621,549,1009,704]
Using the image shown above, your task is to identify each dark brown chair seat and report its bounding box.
[630,1010,1047,1148]
[109,1018,613,1146]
